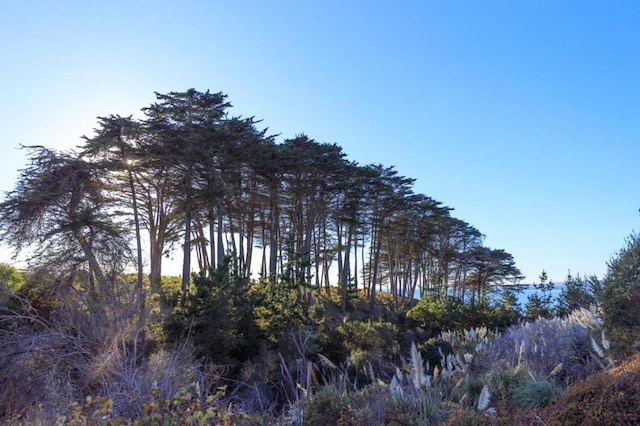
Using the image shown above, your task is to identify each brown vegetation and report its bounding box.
[543,353,640,425]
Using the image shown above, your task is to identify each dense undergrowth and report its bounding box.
[0,258,638,425]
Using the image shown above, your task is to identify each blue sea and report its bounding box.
[498,283,565,307]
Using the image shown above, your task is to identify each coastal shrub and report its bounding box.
[543,353,640,425]
[249,278,305,346]
[57,381,270,425]
[418,338,454,374]
[406,295,467,335]
[302,387,351,425]
[0,263,23,294]
[302,383,446,426]
[599,233,640,359]
[165,257,260,364]
[555,273,598,317]
[407,295,521,337]
[337,320,398,372]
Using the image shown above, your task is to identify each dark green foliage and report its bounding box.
[159,275,182,307]
[524,271,556,321]
[10,268,65,319]
[599,233,640,359]
[555,272,598,317]
[407,294,522,336]
[524,293,553,321]
[337,320,399,369]
[418,338,454,374]
[249,278,306,346]
[491,289,523,328]
[166,255,308,364]
[165,256,260,363]
[302,388,351,425]
[407,296,467,335]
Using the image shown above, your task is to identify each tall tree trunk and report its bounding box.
[128,167,145,330]
[341,225,352,317]
[217,208,225,267]
[268,200,279,279]
[74,229,106,290]
[370,225,382,317]
[208,206,216,273]
[181,167,193,292]
[244,210,255,278]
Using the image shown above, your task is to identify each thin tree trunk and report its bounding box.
[128,167,145,331]
[341,225,352,317]
[181,166,193,292]
[217,209,225,267]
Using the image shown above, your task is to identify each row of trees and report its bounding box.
[0,89,522,318]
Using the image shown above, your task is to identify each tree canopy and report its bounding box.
[0,89,522,312]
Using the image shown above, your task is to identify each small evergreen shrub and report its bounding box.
[337,320,398,371]
[599,233,640,359]
[165,257,261,364]
[302,387,350,425]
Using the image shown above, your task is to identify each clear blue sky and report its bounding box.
[1,1,639,283]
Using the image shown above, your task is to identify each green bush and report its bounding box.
[599,233,640,359]
[302,387,351,425]
[165,257,260,364]
[555,273,598,317]
[302,383,446,426]
[337,320,398,369]
[406,296,467,335]
[0,263,24,293]
[249,278,305,346]
[407,294,521,336]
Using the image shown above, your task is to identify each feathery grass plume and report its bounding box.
[389,373,403,397]
[567,307,600,329]
[601,329,610,350]
[477,385,491,410]
[367,361,376,384]
[316,353,337,370]
[410,341,430,389]
[517,338,527,365]
[464,353,474,364]
[591,336,605,358]
[547,362,563,378]
[484,312,611,383]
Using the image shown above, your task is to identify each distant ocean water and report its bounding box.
[499,283,565,307]
[410,283,565,306]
